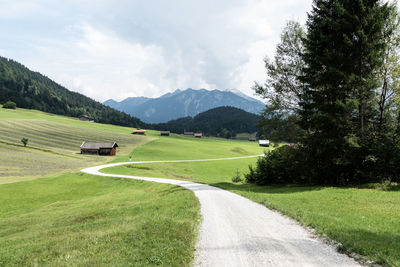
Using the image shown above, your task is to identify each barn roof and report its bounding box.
[80,142,118,149]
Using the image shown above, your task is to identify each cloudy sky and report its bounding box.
[0,0,313,101]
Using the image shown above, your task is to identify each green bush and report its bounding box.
[245,145,305,185]
[2,100,16,109]
[21,137,28,147]
[231,169,243,183]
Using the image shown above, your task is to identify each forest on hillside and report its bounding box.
[0,57,144,128]
[151,106,261,138]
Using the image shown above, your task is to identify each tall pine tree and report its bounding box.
[300,0,390,184]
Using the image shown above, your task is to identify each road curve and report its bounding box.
[81,156,360,267]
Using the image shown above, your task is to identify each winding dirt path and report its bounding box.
[81,156,360,267]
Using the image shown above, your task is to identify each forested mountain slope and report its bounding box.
[151,106,261,137]
[0,56,144,128]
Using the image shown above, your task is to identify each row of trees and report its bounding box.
[249,0,400,185]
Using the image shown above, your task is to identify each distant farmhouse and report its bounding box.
[194,133,203,138]
[132,130,147,135]
[259,140,270,147]
[184,132,194,136]
[80,142,118,156]
[160,131,170,136]
[79,115,93,122]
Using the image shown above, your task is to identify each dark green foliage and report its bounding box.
[20,137,28,147]
[0,57,145,128]
[299,0,391,184]
[2,100,16,109]
[245,146,305,185]
[258,109,304,142]
[151,106,261,137]
[250,0,400,186]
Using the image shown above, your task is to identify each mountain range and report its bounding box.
[104,88,265,123]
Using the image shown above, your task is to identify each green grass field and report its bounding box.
[0,173,199,266]
[0,107,152,183]
[2,106,400,266]
[122,134,265,162]
[103,137,400,266]
[0,107,201,266]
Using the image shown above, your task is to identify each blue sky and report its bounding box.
[1,0,314,101]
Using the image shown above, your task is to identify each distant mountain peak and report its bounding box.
[104,88,265,123]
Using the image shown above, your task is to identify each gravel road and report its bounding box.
[81,156,360,267]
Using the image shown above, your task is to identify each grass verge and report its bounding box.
[102,140,400,266]
[0,173,200,266]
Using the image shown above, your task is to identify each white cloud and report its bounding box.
[0,0,312,101]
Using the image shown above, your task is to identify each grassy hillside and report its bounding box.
[0,56,145,128]
[0,107,151,184]
[0,107,202,266]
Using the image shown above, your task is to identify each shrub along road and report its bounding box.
[82,157,360,267]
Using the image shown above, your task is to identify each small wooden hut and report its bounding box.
[132,130,147,135]
[194,133,203,138]
[184,132,194,136]
[80,142,118,156]
[160,131,170,136]
[79,115,91,121]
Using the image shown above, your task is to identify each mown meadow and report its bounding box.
[0,107,201,266]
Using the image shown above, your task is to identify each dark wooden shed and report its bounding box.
[184,132,194,136]
[160,131,170,136]
[80,142,118,156]
[79,115,91,121]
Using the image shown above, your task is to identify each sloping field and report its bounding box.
[0,108,151,183]
[0,173,200,266]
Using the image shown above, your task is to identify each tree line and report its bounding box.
[248,0,400,185]
[150,106,261,138]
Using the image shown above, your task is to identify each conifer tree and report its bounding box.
[300,0,390,183]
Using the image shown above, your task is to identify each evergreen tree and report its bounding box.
[300,0,390,184]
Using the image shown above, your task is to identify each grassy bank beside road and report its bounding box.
[0,173,200,266]
[103,136,400,266]
[218,183,400,266]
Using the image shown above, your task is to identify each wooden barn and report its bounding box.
[79,115,91,121]
[160,131,170,136]
[132,130,147,135]
[80,142,118,156]
[184,132,194,136]
[194,133,203,138]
